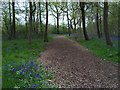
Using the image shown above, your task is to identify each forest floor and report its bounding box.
[39,35,119,88]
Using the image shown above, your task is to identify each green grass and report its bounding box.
[68,36,119,63]
[2,36,58,88]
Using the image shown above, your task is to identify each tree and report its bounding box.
[80,2,89,40]
[118,2,120,57]
[44,1,48,42]
[103,1,112,46]
[28,1,32,43]
[38,2,43,35]
[66,2,71,36]
[25,2,28,38]
[96,2,101,38]
[12,0,15,38]
[8,1,12,39]
[49,2,64,34]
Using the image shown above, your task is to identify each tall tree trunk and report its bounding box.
[80,2,89,40]
[39,2,43,35]
[99,12,102,36]
[118,2,120,58]
[33,2,36,32]
[103,2,112,46]
[57,12,59,34]
[25,2,28,38]
[73,18,76,33]
[12,1,15,39]
[36,5,39,34]
[33,15,35,31]
[8,1,12,40]
[28,1,32,43]
[118,2,120,36]
[66,3,70,36]
[62,12,64,30]
[70,19,73,30]
[44,1,48,42]
[96,2,101,38]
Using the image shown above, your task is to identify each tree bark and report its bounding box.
[96,2,101,38]
[28,1,32,43]
[57,12,59,34]
[66,3,71,36]
[80,2,89,40]
[103,2,112,46]
[118,2,120,59]
[36,5,39,34]
[25,2,28,38]
[44,1,48,42]
[8,1,12,40]
[99,12,102,36]
[12,1,15,39]
[39,2,43,35]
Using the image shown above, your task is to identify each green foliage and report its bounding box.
[108,2,118,36]
[68,36,119,63]
[79,39,119,63]
[2,37,58,88]
[3,60,58,88]
[49,24,68,34]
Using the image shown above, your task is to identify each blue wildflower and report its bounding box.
[26,74,30,79]
[5,64,8,67]
[34,64,38,70]
[20,69,24,75]
[27,63,31,68]
[31,84,38,88]
[36,73,41,79]
[30,61,34,65]
[12,68,16,72]
[18,66,22,71]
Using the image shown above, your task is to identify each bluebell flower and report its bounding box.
[26,74,30,79]
[27,63,31,68]
[12,68,16,72]
[30,61,34,65]
[17,65,22,70]
[20,70,24,75]
[34,64,38,70]
[31,84,38,88]
[5,64,8,67]
[36,73,41,79]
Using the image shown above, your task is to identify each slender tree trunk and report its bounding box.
[36,5,39,34]
[39,2,43,35]
[73,18,76,33]
[44,1,48,42]
[12,1,15,39]
[118,2,120,37]
[25,2,28,38]
[67,5,70,36]
[70,19,73,30]
[80,2,89,40]
[62,12,64,30]
[33,14,35,32]
[96,2,101,38]
[32,2,36,32]
[103,2,112,46]
[118,2,120,59]
[57,12,59,34]
[99,12,102,36]
[8,1,12,40]
[28,1,32,43]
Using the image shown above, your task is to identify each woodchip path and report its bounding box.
[39,36,119,88]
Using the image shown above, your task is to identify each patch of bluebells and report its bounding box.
[3,60,57,88]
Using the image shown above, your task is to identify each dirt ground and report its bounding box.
[39,36,119,88]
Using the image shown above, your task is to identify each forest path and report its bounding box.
[39,35,119,88]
